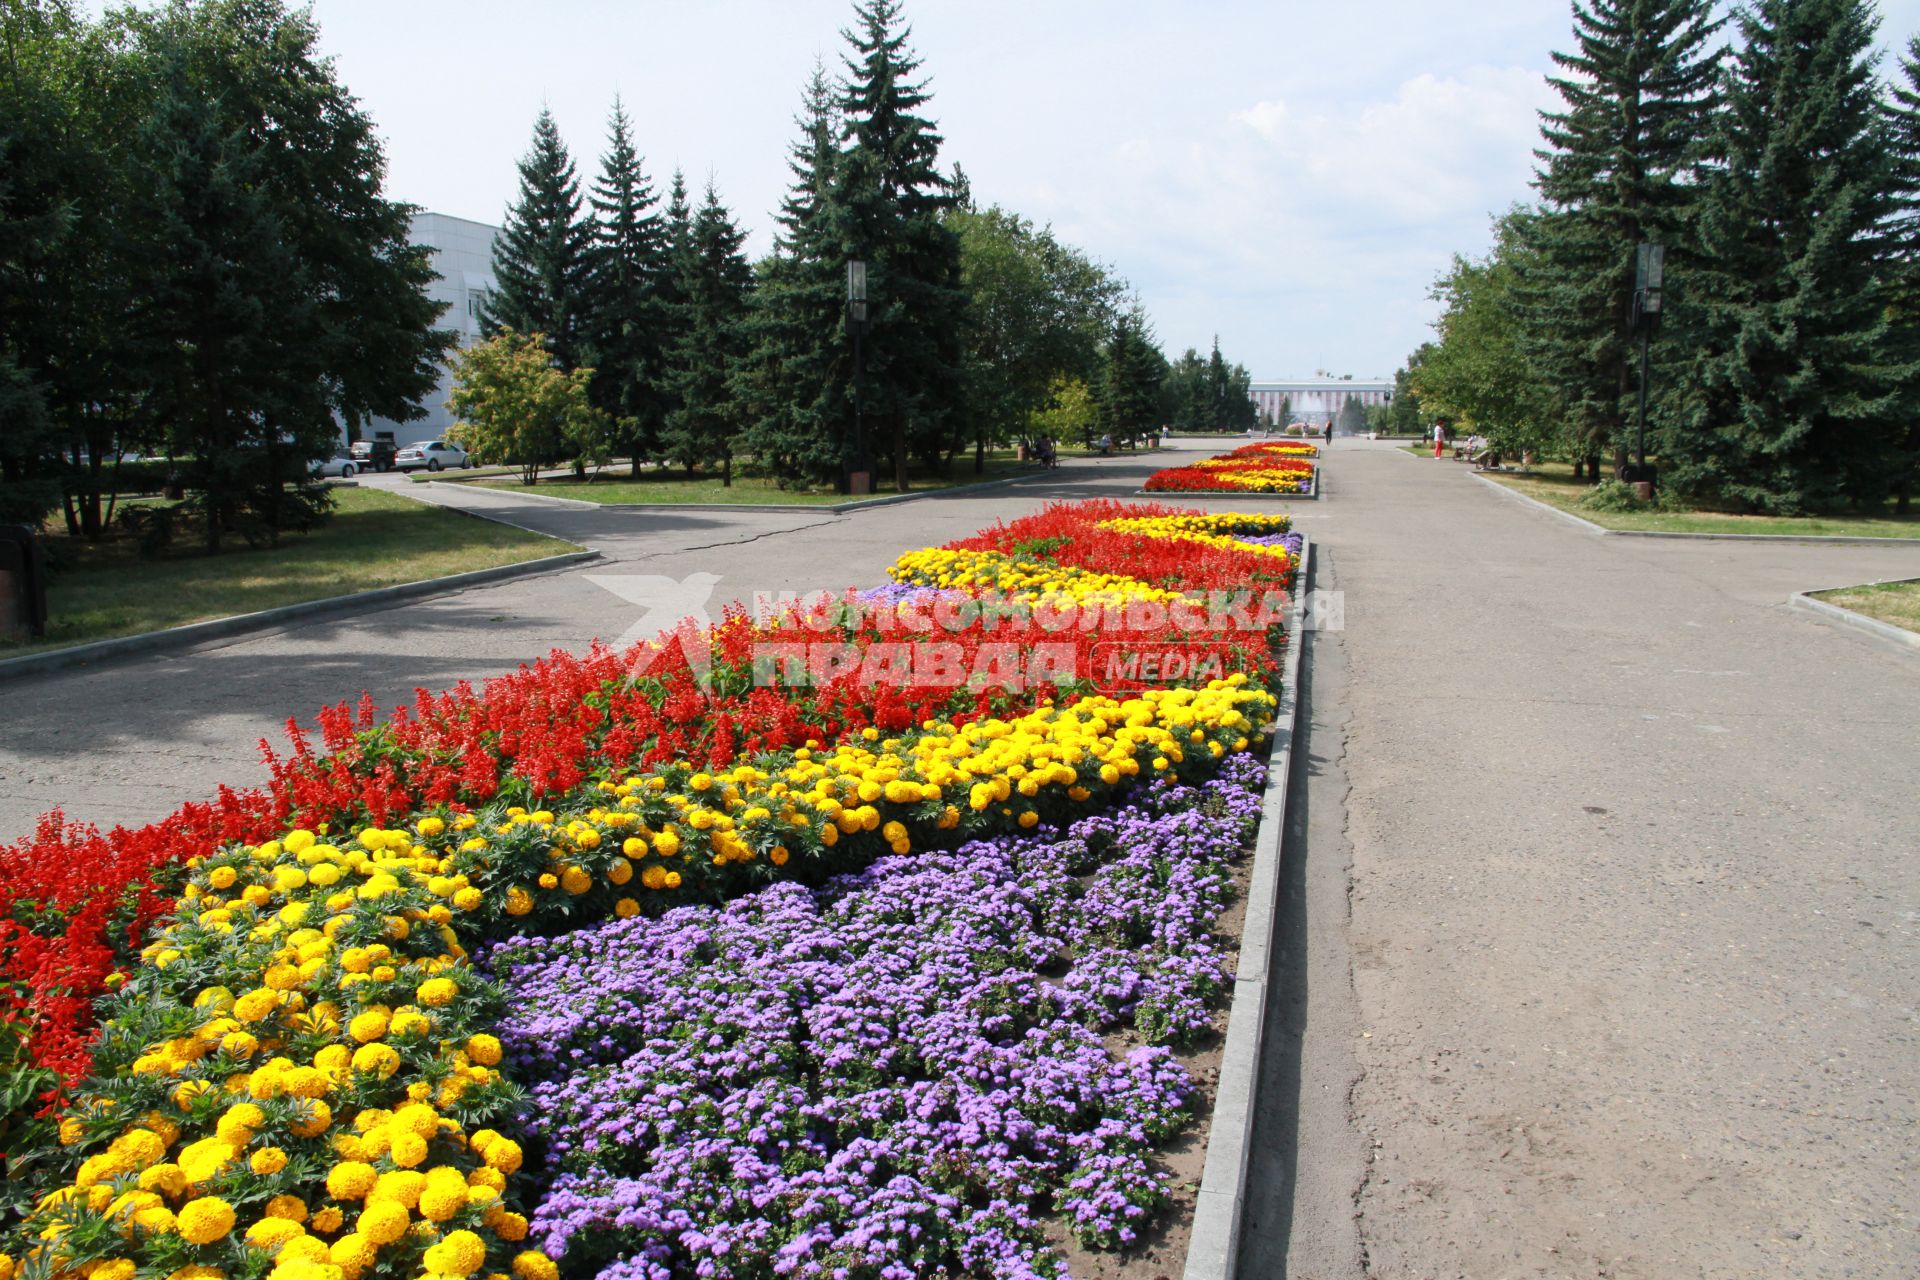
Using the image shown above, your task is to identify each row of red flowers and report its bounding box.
[1143,442,1318,494]
[0,501,1296,1092]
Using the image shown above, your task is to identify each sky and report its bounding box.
[111,0,1920,378]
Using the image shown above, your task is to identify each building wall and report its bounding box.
[351,211,499,446]
[1250,378,1392,425]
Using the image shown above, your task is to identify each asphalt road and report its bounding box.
[4,440,1916,1278]
[1245,443,1920,1280]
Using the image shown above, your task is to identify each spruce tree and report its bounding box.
[586,99,670,472]
[835,0,967,490]
[1880,37,1920,510]
[736,64,855,488]
[661,182,752,483]
[1098,308,1166,445]
[1674,0,1904,512]
[485,108,595,373]
[1521,0,1721,479]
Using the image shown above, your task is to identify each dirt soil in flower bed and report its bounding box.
[1046,854,1252,1278]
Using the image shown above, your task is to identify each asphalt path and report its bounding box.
[1244,443,1920,1280]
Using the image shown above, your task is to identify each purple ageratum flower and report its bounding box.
[492,763,1268,1278]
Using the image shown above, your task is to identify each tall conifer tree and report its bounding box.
[485,108,594,373]
[661,182,752,482]
[1521,0,1721,479]
[737,64,854,487]
[586,99,670,471]
[1880,37,1920,510]
[835,0,966,490]
[1673,0,1904,511]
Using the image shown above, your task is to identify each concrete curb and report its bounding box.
[1789,580,1920,653]
[1184,536,1313,1280]
[1472,472,1920,545]
[429,466,1067,515]
[0,549,600,683]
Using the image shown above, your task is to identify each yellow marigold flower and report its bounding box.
[614,897,639,918]
[464,1034,503,1067]
[415,978,458,1008]
[310,1206,343,1234]
[356,1201,409,1246]
[139,1162,188,1196]
[511,1252,558,1280]
[233,989,280,1023]
[163,1267,223,1280]
[467,1167,506,1193]
[349,1043,400,1079]
[482,1137,522,1174]
[289,1098,332,1139]
[652,829,681,857]
[325,1161,377,1202]
[264,1194,308,1223]
[417,817,446,839]
[387,1132,428,1169]
[423,1230,487,1276]
[389,1010,431,1038]
[346,1009,389,1044]
[177,1196,238,1245]
[663,871,682,890]
[493,1211,529,1243]
[250,1147,289,1176]
[369,1169,425,1209]
[94,1261,137,1280]
[391,1103,439,1140]
[245,1217,306,1252]
[452,887,483,912]
[416,1181,466,1224]
[536,873,558,890]
[328,1234,376,1279]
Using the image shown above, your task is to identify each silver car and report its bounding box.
[394,440,472,472]
[315,455,358,478]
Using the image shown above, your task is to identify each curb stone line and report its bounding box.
[1184,536,1312,1280]
[1471,472,1920,545]
[1789,581,1920,653]
[0,549,600,683]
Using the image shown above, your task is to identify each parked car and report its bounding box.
[393,440,471,472]
[315,454,358,478]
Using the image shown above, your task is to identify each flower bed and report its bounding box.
[1,501,1301,1280]
[495,756,1267,1279]
[1143,443,1318,495]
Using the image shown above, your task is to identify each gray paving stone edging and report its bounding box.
[1789,582,1920,653]
[427,466,1064,514]
[1471,472,1920,544]
[1184,536,1313,1280]
[0,549,600,683]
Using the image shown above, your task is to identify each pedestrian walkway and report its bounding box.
[1245,441,1920,1278]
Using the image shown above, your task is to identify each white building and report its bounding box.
[1250,376,1393,426]
[353,211,499,447]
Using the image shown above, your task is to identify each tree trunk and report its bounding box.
[974,423,986,475]
[892,416,909,494]
[1584,454,1602,484]
[722,452,732,488]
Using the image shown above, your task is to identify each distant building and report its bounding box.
[351,211,498,447]
[1250,376,1392,425]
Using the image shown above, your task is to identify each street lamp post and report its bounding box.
[846,260,871,496]
[1629,242,1664,499]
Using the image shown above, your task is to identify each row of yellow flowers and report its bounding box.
[6,676,1278,1280]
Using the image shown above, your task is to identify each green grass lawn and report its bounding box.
[1812,579,1920,634]
[2,487,578,656]
[473,450,1041,505]
[1479,460,1920,538]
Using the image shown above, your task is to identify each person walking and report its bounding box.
[1432,421,1447,459]
[1323,421,1333,444]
